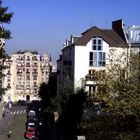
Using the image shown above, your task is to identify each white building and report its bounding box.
[57,19,139,95]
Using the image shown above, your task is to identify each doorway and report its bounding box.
[26,95,30,101]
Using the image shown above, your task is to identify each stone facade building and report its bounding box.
[3,51,52,102]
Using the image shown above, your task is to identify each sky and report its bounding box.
[2,0,140,64]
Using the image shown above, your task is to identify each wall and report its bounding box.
[74,39,109,89]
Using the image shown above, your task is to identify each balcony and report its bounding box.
[26,86,30,90]
[86,74,99,81]
[26,64,30,67]
[33,85,38,89]
[16,85,24,90]
[32,71,38,75]
[85,71,106,85]
[26,58,30,61]
[26,71,30,74]
[32,58,38,61]
[17,71,22,75]
[32,64,38,68]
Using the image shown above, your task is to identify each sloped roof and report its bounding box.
[128,26,140,44]
[74,26,128,47]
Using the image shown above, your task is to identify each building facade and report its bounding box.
[3,51,52,102]
[57,19,140,95]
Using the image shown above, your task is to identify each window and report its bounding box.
[98,52,106,66]
[33,62,38,67]
[32,56,37,61]
[26,84,30,89]
[33,69,37,72]
[17,76,22,81]
[7,83,11,88]
[89,52,106,67]
[17,63,22,67]
[92,38,102,50]
[26,63,30,67]
[93,52,97,66]
[26,81,30,89]
[26,75,30,80]
[89,86,96,95]
[90,37,106,67]
[17,68,22,74]
[33,75,37,80]
[89,52,93,66]
[33,82,37,86]
[26,69,30,74]
[7,75,11,82]
[27,56,30,61]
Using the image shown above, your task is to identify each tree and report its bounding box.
[92,52,140,118]
[56,88,87,140]
[0,0,13,96]
[38,82,51,109]
[82,50,140,139]
[38,79,58,112]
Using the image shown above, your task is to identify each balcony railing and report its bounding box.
[17,71,22,74]
[85,74,99,81]
[32,72,38,74]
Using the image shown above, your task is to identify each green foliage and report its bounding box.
[38,79,58,112]
[58,88,87,140]
[90,52,140,117]
[0,2,13,39]
[0,1,13,96]
[38,82,51,109]
[81,116,140,140]
[82,52,140,139]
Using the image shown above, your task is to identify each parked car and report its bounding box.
[25,127,36,139]
[26,122,36,130]
[28,110,37,120]
[28,110,36,117]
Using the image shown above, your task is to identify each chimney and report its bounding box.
[112,19,126,41]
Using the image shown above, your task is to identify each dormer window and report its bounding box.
[26,56,30,61]
[92,37,102,50]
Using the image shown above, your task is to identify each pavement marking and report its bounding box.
[10,110,26,115]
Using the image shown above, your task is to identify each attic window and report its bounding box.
[92,38,102,50]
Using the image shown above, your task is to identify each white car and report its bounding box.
[27,122,36,127]
[28,110,36,116]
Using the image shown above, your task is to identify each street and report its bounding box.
[0,100,56,140]
[0,104,27,140]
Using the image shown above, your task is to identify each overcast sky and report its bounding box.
[3,0,140,64]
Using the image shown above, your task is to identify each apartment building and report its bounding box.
[57,19,140,95]
[3,51,52,102]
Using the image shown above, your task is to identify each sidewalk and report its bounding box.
[0,113,26,140]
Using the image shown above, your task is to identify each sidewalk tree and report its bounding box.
[0,0,13,96]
